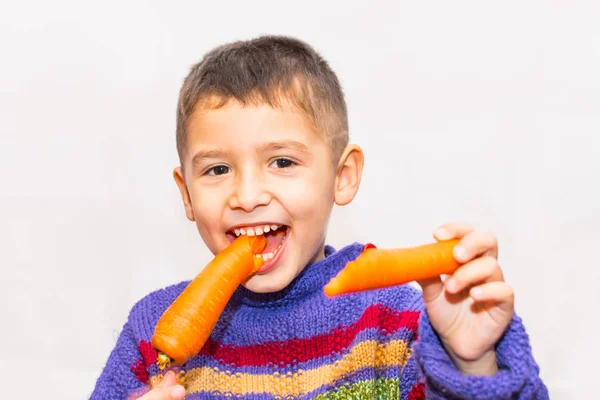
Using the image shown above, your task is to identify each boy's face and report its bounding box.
[174,101,362,293]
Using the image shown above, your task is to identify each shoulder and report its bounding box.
[126,280,191,341]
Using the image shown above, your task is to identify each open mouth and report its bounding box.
[226,223,290,274]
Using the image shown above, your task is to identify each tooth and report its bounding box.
[247,228,255,236]
[234,229,240,236]
[240,228,246,235]
[255,227,263,235]
[263,225,270,233]
[255,253,262,259]
[267,252,274,259]
[271,224,278,231]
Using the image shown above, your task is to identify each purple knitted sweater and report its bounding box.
[91,242,549,399]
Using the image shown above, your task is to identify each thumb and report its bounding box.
[166,385,186,400]
[417,276,445,304]
[157,371,178,388]
[140,384,186,400]
[417,227,458,303]
[156,371,186,399]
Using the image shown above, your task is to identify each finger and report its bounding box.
[167,385,186,400]
[453,231,499,263]
[141,385,185,400]
[138,387,163,400]
[445,256,503,294]
[433,222,475,241]
[470,281,514,307]
[157,371,177,388]
[416,276,445,303]
[144,373,185,400]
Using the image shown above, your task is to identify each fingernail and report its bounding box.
[436,227,451,240]
[471,287,482,298]
[454,245,468,261]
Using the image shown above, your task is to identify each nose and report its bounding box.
[228,169,271,212]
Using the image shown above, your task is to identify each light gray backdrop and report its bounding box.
[1,1,598,398]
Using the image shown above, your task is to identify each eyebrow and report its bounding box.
[191,149,232,170]
[257,140,310,154]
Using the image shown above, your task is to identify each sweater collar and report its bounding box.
[232,242,364,307]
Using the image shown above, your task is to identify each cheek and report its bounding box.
[190,187,224,227]
[279,171,335,217]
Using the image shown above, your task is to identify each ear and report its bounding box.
[334,144,364,206]
[173,166,195,221]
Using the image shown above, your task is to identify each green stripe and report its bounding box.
[314,378,400,400]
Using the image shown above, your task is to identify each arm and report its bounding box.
[408,222,550,399]
[412,296,549,400]
[90,321,149,400]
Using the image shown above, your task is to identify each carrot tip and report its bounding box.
[251,256,264,274]
[323,280,341,297]
[249,235,267,253]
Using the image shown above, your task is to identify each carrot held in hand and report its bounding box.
[324,239,460,297]
[152,235,266,368]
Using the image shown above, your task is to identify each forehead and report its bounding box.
[186,102,325,155]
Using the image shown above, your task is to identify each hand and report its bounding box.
[137,371,185,400]
[417,222,515,376]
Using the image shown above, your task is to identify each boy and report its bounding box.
[91,36,548,399]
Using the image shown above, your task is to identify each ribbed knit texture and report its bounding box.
[91,243,549,399]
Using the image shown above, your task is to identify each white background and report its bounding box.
[1,1,598,398]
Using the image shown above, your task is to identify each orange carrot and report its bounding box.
[152,235,266,367]
[324,239,460,297]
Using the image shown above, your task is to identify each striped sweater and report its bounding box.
[91,242,549,399]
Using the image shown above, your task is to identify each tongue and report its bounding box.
[263,229,286,253]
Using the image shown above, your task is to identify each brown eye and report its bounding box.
[271,158,295,169]
[207,165,230,176]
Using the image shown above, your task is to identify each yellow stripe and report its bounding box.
[151,339,411,397]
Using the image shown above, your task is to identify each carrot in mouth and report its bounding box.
[152,234,267,367]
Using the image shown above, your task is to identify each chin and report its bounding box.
[243,265,297,293]
[243,275,289,293]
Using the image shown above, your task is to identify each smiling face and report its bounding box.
[174,100,363,293]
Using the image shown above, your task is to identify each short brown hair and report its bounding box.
[175,35,349,166]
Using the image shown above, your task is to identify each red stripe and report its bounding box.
[198,304,420,367]
[407,382,425,400]
[130,359,149,383]
[139,340,158,366]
